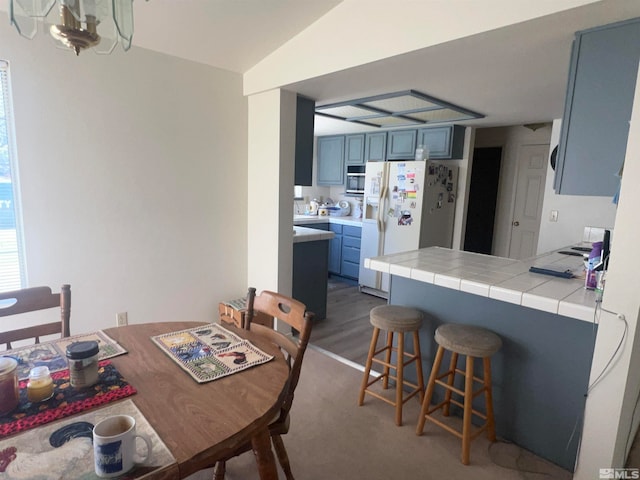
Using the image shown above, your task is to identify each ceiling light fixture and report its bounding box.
[315,90,484,128]
[9,0,141,56]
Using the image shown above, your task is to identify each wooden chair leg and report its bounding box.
[483,357,497,442]
[383,331,393,389]
[442,352,458,417]
[272,434,294,480]
[359,327,380,405]
[461,355,474,465]
[416,345,445,435]
[412,331,425,404]
[213,461,226,480]
[395,332,404,426]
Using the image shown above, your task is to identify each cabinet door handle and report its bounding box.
[512,221,520,227]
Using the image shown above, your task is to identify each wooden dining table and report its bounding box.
[103,321,290,479]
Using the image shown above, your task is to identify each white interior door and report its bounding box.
[509,144,549,259]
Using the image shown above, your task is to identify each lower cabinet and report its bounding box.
[328,224,361,280]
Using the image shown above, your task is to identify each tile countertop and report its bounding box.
[364,246,600,323]
[293,226,335,243]
[293,214,363,227]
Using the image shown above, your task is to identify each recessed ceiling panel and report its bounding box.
[315,90,483,128]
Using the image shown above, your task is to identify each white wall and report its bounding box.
[537,119,618,254]
[1,18,248,333]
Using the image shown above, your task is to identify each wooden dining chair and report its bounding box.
[213,287,314,480]
[0,284,71,349]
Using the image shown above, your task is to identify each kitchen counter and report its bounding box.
[364,245,597,322]
[293,225,335,243]
[364,245,599,471]
[293,214,362,228]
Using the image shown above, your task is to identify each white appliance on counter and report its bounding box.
[359,160,458,297]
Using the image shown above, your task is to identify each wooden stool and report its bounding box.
[358,305,425,426]
[416,323,502,465]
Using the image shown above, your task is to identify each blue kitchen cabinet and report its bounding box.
[345,134,365,165]
[340,225,361,279]
[364,132,387,162]
[293,239,329,320]
[386,129,417,160]
[417,125,465,160]
[317,135,345,186]
[294,95,315,186]
[554,18,640,196]
[328,223,342,274]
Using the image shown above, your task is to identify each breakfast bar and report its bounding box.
[364,247,600,472]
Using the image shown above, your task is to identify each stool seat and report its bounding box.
[370,305,423,332]
[435,323,501,358]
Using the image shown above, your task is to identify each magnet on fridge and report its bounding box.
[448,193,455,203]
[410,201,416,209]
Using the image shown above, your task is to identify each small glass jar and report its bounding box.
[66,341,99,389]
[27,366,54,402]
[0,357,19,415]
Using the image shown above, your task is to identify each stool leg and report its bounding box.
[483,357,497,442]
[461,355,474,465]
[383,331,393,389]
[358,327,380,406]
[395,332,405,426]
[416,345,445,435]
[412,331,425,404]
[442,352,458,417]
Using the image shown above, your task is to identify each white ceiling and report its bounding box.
[106,1,640,135]
[132,0,342,73]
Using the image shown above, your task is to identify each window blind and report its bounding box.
[0,60,26,292]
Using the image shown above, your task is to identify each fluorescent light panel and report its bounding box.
[315,90,483,127]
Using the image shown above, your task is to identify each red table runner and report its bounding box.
[0,360,135,437]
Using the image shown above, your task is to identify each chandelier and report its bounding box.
[9,0,136,56]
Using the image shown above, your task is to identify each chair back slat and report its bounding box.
[0,284,71,348]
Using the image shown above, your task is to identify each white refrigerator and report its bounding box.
[358,160,458,297]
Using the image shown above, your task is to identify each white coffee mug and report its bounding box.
[93,414,152,478]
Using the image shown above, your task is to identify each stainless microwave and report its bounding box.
[346,165,365,195]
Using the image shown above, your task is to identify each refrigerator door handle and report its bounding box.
[377,185,387,233]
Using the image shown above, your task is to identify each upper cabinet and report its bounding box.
[554,18,640,196]
[417,125,465,160]
[294,95,315,186]
[345,134,365,165]
[364,132,387,162]
[317,135,345,185]
[386,129,417,160]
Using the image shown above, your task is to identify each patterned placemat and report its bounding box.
[151,323,273,383]
[0,399,175,479]
[0,360,136,438]
[2,330,128,381]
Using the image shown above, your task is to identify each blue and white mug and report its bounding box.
[93,414,152,478]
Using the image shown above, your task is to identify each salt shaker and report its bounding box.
[66,341,99,388]
[0,357,19,415]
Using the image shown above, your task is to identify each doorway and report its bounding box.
[464,147,502,254]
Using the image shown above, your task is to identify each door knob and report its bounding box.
[513,221,520,226]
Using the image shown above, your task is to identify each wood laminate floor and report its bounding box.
[309,277,386,365]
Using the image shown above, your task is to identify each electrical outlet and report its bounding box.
[550,210,559,222]
[116,312,128,327]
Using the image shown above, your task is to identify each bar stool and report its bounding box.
[416,323,502,465]
[358,305,425,426]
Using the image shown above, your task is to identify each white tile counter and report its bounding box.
[365,246,599,322]
[292,226,335,243]
[293,214,363,227]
